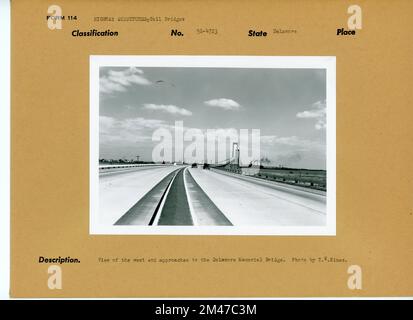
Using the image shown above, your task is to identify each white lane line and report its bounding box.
[183,167,198,226]
[152,168,181,226]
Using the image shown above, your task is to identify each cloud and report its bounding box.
[213,128,239,138]
[204,98,241,110]
[100,116,167,144]
[259,152,303,167]
[100,67,152,94]
[261,135,302,146]
[260,135,324,151]
[260,135,325,169]
[275,152,303,164]
[296,100,326,130]
[142,104,192,116]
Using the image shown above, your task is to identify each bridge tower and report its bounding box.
[232,142,240,167]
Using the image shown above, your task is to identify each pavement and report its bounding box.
[99,165,326,226]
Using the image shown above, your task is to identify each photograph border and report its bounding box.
[89,55,336,236]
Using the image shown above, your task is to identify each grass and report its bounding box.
[256,168,326,191]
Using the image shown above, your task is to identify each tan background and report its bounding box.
[11,0,413,297]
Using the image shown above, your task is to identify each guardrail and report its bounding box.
[213,167,326,191]
[210,168,327,196]
[99,164,172,170]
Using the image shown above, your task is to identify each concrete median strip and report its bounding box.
[114,170,178,225]
[157,168,193,226]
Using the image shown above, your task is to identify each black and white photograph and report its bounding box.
[90,56,336,235]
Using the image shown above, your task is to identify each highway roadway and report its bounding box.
[98,165,326,226]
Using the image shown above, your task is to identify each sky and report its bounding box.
[99,66,327,169]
